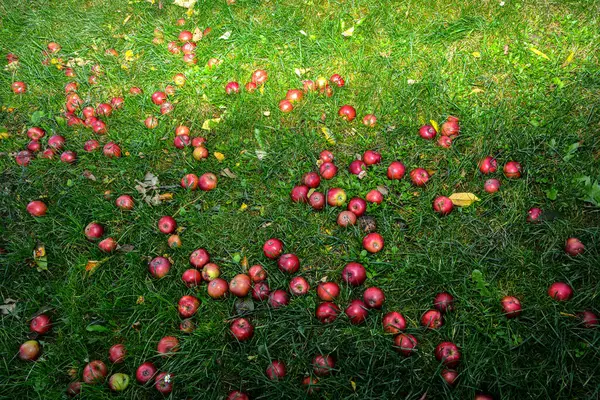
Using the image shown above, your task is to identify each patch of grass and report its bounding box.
[1,0,599,399]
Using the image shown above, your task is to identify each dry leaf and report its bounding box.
[320,127,336,145]
[471,88,484,94]
[173,0,197,7]
[561,51,575,67]
[85,260,102,274]
[118,244,135,253]
[449,192,480,207]
[219,31,231,40]
[430,119,439,133]
[192,27,203,42]
[82,170,96,181]
[214,152,225,162]
[341,27,355,37]
[529,47,550,60]
[220,168,237,179]
[376,186,389,196]
[158,193,173,201]
[0,298,17,315]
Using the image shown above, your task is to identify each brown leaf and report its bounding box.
[192,27,203,42]
[158,193,173,201]
[220,168,237,179]
[376,186,389,196]
[0,298,18,315]
[82,170,96,181]
[118,244,135,253]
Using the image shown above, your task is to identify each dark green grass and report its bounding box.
[1,0,600,398]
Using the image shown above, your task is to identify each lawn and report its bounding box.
[1,0,599,398]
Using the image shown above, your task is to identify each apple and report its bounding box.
[84,140,100,152]
[263,238,283,259]
[160,101,174,114]
[503,161,522,179]
[91,119,107,134]
[269,289,290,308]
[320,150,334,163]
[83,360,107,384]
[475,393,495,400]
[363,232,384,253]
[345,299,368,324]
[16,150,32,166]
[173,73,186,86]
[249,264,267,282]
[84,222,104,240]
[302,172,321,188]
[410,168,430,186]
[190,248,210,268]
[435,342,461,367]
[438,136,452,148]
[148,256,171,278]
[527,207,543,223]
[479,156,498,174]
[27,140,40,153]
[501,296,522,318]
[158,216,177,234]
[66,382,82,397]
[157,336,179,356]
[441,369,458,387]
[181,42,196,54]
[319,162,338,180]
[338,105,356,121]
[433,196,453,216]
[347,197,367,217]
[548,282,573,301]
[230,317,254,341]
[109,344,126,363]
[30,314,52,334]
[394,334,417,356]
[317,282,340,301]
[103,142,121,158]
[316,302,340,323]
[145,116,158,129]
[199,173,218,191]
[366,189,383,204]
[302,376,320,394]
[151,91,167,105]
[578,310,599,328]
[291,185,309,203]
[202,263,221,281]
[27,127,46,140]
[179,30,192,41]
[98,237,117,253]
[484,179,501,193]
[180,319,195,333]
[207,58,221,68]
[419,125,437,140]
[12,81,27,94]
[175,125,190,136]
[245,82,257,92]
[327,188,347,207]
[178,295,200,318]
[173,135,190,149]
[83,106,96,119]
[312,354,335,377]
[382,311,406,334]
[41,149,54,159]
[387,161,405,180]
[330,73,345,87]
[289,276,310,295]
[47,42,61,53]
[182,269,202,287]
[303,80,316,92]
[441,117,460,137]
[278,99,294,112]
[337,211,357,227]
[19,340,40,361]
[60,151,77,164]
[168,234,181,248]
[362,114,377,127]
[136,362,157,384]
[26,201,47,217]
[434,292,455,313]
[115,195,134,210]
[252,69,268,85]
[363,287,385,309]
[342,262,366,286]
[252,282,270,301]
[349,160,367,177]
[421,309,443,329]
[191,137,206,147]
[208,278,229,299]
[315,77,328,89]
[130,87,142,95]
[225,81,240,94]
[181,173,199,190]
[193,146,209,160]
[228,390,250,400]
[309,192,325,210]
[155,372,173,394]
[278,253,300,274]
[266,360,286,380]
[286,89,303,103]
[229,274,252,297]
[108,373,130,391]
[361,151,381,167]
[565,237,584,256]
[111,97,124,109]
[96,103,113,116]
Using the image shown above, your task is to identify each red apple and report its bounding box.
[269,289,290,308]
[327,188,347,207]
[193,146,209,160]
[91,119,107,134]
[225,81,240,94]
[279,99,293,112]
[479,156,498,174]
[145,116,158,129]
[363,232,384,253]
[229,274,252,297]
[291,185,309,203]
[190,248,210,268]
[96,103,113,116]
[347,197,367,217]
[151,91,167,105]
[249,265,267,282]
[84,222,104,240]
[382,311,406,334]
[527,207,543,223]
[362,114,377,127]
[26,140,40,153]
[548,282,573,301]
[320,150,334,163]
[500,296,522,318]
[441,369,458,387]
[111,97,124,109]
[11,81,27,94]
[148,256,171,278]
[302,172,321,188]
[342,262,366,286]
[191,136,206,147]
[83,360,108,383]
[319,162,338,180]
[26,201,47,217]
[182,269,202,287]
[410,168,430,186]
[157,336,179,356]
[252,282,270,301]
[349,159,367,177]
[330,73,345,87]
[245,82,257,92]
[289,276,310,295]
[109,344,127,364]
[433,196,453,216]
[181,173,199,190]
[19,340,40,361]
[16,150,32,166]
[441,117,460,137]
[263,238,283,259]
[435,341,461,367]
[434,292,455,313]
[84,140,100,152]
[345,299,368,324]
[503,161,522,179]
[41,149,54,159]
[252,69,268,85]
[337,210,357,227]
[363,287,385,309]
[228,390,250,400]
[173,135,190,149]
[309,191,325,210]
[419,125,437,140]
[178,295,200,318]
[387,161,405,180]
[208,278,229,299]
[338,105,356,121]
[98,237,117,253]
[181,41,196,54]
[175,125,190,136]
[565,237,584,256]
[115,195,134,210]
[316,302,340,323]
[130,86,143,95]
[230,317,254,341]
[178,30,192,41]
[312,354,335,377]
[202,263,220,281]
[421,309,443,329]
[475,393,495,400]
[278,253,300,274]
[578,310,599,328]
[394,334,417,356]
[362,151,381,166]
[154,372,173,394]
[484,179,501,193]
[266,360,286,380]
[303,80,316,92]
[158,216,177,234]
[103,142,121,158]
[199,172,218,191]
[286,89,303,103]
[27,127,46,140]
[317,282,340,301]
[366,189,383,204]
[30,314,52,334]
[66,382,82,396]
[438,136,452,148]
[136,362,157,384]
[60,151,77,164]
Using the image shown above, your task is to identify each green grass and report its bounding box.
[1,0,600,398]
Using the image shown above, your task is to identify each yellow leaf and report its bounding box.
[449,192,480,207]
[350,380,357,391]
[202,118,221,131]
[342,26,354,37]
[158,193,173,201]
[0,132,10,140]
[214,152,225,162]
[320,127,336,145]
[529,47,550,60]
[123,15,131,25]
[85,260,101,274]
[192,27,203,42]
[471,88,484,94]
[239,203,248,211]
[561,51,575,67]
[430,119,439,133]
[472,51,481,58]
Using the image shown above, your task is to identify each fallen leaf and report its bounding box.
[118,244,135,253]
[136,296,145,305]
[33,243,47,272]
[0,298,17,315]
[561,51,575,67]
[430,119,439,133]
[262,110,270,117]
[449,192,480,207]
[529,47,550,60]
[123,15,132,25]
[350,379,357,391]
[203,27,211,36]
[219,31,231,40]
[201,118,221,130]
[214,152,225,162]
[192,27,203,42]
[220,168,237,179]
[376,186,389,196]
[470,88,484,94]
[503,44,509,55]
[320,127,336,145]
[86,321,110,332]
[299,30,307,36]
[341,26,355,37]
[158,193,173,201]
[82,170,96,181]
[85,260,103,274]
[173,0,197,7]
